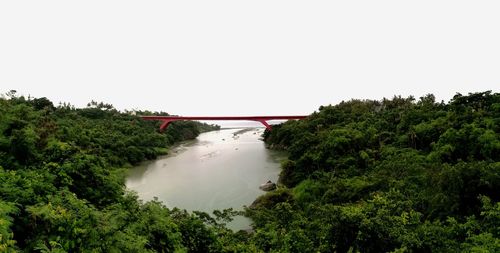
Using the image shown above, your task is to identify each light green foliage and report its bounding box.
[0,199,17,252]
[293,179,325,204]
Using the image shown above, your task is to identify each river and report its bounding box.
[125,128,285,230]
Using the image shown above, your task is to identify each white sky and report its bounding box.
[1,1,499,116]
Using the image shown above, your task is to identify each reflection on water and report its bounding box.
[126,128,285,230]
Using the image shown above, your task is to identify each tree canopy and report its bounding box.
[0,93,238,252]
[249,91,500,252]
[1,91,499,252]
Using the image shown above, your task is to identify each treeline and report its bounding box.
[1,91,499,252]
[247,91,500,252]
[0,92,248,252]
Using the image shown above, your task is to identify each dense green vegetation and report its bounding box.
[0,91,243,252]
[249,91,500,252]
[1,90,499,252]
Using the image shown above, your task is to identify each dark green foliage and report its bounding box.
[249,91,500,252]
[171,209,222,253]
[0,94,225,252]
[2,91,499,252]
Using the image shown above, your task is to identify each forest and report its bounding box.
[0,90,499,252]
[253,91,500,252]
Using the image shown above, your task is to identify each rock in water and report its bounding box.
[259,180,276,191]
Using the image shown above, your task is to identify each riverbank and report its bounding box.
[126,128,286,231]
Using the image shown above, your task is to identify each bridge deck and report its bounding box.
[140,115,307,131]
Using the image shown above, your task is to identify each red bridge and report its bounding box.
[140,115,307,131]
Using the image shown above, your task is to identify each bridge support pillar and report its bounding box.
[159,120,174,132]
[257,120,272,130]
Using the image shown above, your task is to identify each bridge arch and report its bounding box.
[140,116,307,131]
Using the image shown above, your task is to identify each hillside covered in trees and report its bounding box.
[250,91,500,252]
[1,91,499,252]
[0,92,240,252]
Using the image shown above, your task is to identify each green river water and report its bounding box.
[126,128,285,230]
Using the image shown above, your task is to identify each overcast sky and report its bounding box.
[1,1,499,116]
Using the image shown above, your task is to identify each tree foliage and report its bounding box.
[0,94,226,252]
[252,91,500,252]
[1,91,499,252]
